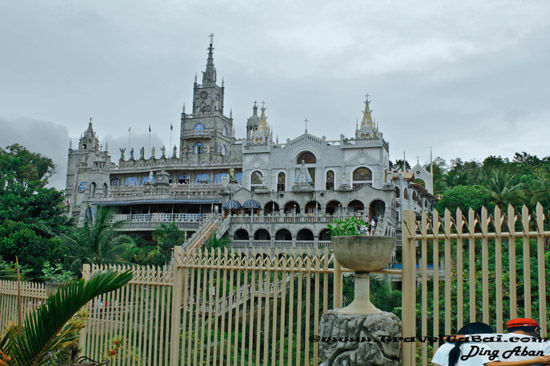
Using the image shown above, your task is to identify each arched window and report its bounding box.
[89,182,96,198]
[394,186,400,198]
[277,172,286,192]
[222,125,227,136]
[193,142,203,154]
[297,151,316,164]
[326,170,334,190]
[352,167,373,189]
[221,144,227,156]
[403,188,409,200]
[194,123,204,133]
[251,171,263,191]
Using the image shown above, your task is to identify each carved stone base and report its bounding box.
[319,310,401,366]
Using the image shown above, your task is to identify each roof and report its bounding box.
[243,199,261,209]
[223,200,242,209]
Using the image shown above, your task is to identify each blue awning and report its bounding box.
[196,174,210,183]
[243,200,261,209]
[234,172,242,183]
[223,200,242,209]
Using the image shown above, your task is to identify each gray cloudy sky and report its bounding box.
[1,0,549,188]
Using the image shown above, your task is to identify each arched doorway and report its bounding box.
[264,201,280,215]
[326,200,342,215]
[297,229,314,241]
[369,200,386,221]
[284,201,300,214]
[254,229,271,240]
[319,229,331,241]
[305,201,321,214]
[234,229,249,240]
[275,229,291,241]
[347,200,364,214]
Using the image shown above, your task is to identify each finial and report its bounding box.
[417,156,420,164]
[183,103,185,113]
[209,33,214,45]
[89,117,93,126]
[230,108,233,119]
[304,117,309,133]
[222,78,224,87]
[261,101,266,109]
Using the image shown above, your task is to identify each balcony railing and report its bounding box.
[230,240,331,250]
[111,213,208,223]
[229,212,365,224]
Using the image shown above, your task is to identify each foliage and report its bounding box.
[0,258,30,281]
[436,185,490,214]
[63,206,135,270]
[327,218,367,236]
[0,144,72,280]
[152,222,186,263]
[41,261,74,284]
[0,269,132,366]
[202,231,231,252]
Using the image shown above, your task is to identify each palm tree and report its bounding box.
[485,170,521,207]
[153,222,185,259]
[64,207,135,270]
[202,231,231,252]
[0,269,132,366]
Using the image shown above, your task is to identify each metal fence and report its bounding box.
[401,204,550,366]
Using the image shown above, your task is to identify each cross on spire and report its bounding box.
[209,33,214,44]
[304,117,309,133]
[261,101,266,108]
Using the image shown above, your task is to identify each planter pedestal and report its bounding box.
[319,310,401,366]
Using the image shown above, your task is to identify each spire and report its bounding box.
[230,108,233,119]
[253,101,258,116]
[202,33,217,84]
[355,118,358,132]
[361,94,374,128]
[182,103,185,114]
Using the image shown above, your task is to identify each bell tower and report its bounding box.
[179,35,234,158]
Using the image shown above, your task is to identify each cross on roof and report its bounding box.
[261,101,266,108]
[304,118,309,133]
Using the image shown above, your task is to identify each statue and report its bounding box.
[172,145,177,158]
[149,171,154,184]
[130,148,134,159]
[161,145,166,158]
[206,145,211,153]
[229,167,235,180]
[119,147,126,160]
[151,146,155,158]
[139,147,145,159]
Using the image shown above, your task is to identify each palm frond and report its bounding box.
[5,269,132,366]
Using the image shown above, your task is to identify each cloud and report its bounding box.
[0,116,69,189]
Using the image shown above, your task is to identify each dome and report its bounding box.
[243,200,261,209]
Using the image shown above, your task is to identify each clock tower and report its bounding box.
[179,35,234,158]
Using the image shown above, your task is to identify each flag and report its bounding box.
[170,123,173,131]
[149,125,151,133]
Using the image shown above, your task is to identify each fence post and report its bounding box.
[401,210,416,366]
[333,259,343,309]
[170,247,185,366]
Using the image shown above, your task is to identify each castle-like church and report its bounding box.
[65,37,435,253]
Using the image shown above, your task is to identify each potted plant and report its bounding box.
[42,261,74,296]
[327,218,395,314]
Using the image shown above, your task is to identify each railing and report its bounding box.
[106,183,223,199]
[229,239,332,249]
[0,280,48,332]
[111,213,207,223]
[229,212,366,224]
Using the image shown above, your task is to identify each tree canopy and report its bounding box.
[0,144,71,280]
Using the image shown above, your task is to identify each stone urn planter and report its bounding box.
[331,235,395,314]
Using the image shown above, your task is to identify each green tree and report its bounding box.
[203,231,231,251]
[63,207,135,270]
[0,144,71,280]
[153,222,186,261]
[436,185,490,214]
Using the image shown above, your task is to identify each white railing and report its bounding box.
[111,213,207,223]
[230,240,332,249]
[229,212,366,224]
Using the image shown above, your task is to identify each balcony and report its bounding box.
[110,213,208,231]
[229,239,332,251]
